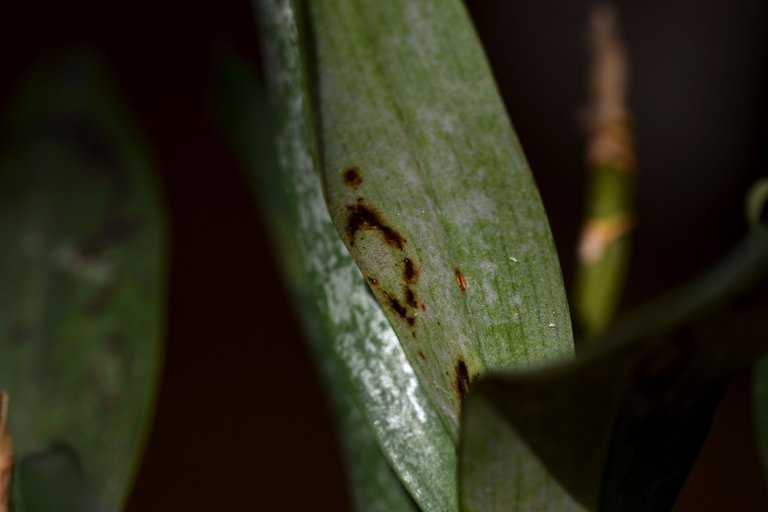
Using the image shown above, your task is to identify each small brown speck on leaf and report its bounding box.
[455,267,468,291]
[343,166,363,187]
[404,258,418,283]
[455,359,472,400]
[417,350,426,361]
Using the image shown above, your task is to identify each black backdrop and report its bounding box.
[1,1,767,510]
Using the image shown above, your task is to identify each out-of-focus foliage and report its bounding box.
[0,50,167,510]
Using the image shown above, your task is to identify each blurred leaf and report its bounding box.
[460,393,585,512]
[747,177,768,232]
[747,178,768,482]
[210,48,418,512]
[309,0,574,438]
[15,444,95,512]
[255,2,456,510]
[0,50,167,509]
[461,232,768,511]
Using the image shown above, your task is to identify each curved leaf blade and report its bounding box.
[255,2,456,510]
[308,0,574,436]
[210,48,419,512]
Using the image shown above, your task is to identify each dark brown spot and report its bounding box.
[417,350,426,361]
[385,293,414,326]
[404,287,418,309]
[366,276,379,286]
[455,267,468,291]
[343,166,363,187]
[455,359,472,400]
[404,258,418,283]
[346,204,405,249]
[388,296,407,318]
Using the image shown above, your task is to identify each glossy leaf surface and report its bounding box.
[211,48,419,512]
[309,0,574,437]
[256,2,456,510]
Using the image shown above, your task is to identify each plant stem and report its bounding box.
[574,4,636,341]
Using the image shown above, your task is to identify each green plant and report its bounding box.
[0,51,167,511]
[242,1,768,510]
[1,1,766,510]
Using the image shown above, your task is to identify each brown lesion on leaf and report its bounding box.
[383,291,415,327]
[345,202,405,249]
[345,199,427,332]
[417,350,426,361]
[454,358,473,401]
[404,258,418,283]
[454,267,468,292]
[342,166,363,188]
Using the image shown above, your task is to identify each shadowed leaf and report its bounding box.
[461,232,768,511]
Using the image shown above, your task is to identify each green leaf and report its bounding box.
[460,392,586,512]
[255,2,456,510]
[308,0,574,438]
[746,177,768,232]
[210,48,419,512]
[461,232,768,511]
[0,50,167,510]
[16,444,96,512]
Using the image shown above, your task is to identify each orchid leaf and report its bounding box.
[255,2,456,510]
[0,50,167,510]
[461,232,768,511]
[210,48,419,512]
[308,0,574,438]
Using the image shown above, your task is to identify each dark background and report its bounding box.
[1,0,767,510]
